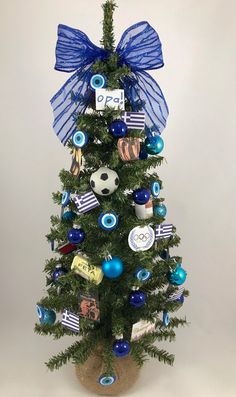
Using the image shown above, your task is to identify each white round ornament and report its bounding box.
[90,167,119,196]
[128,225,155,252]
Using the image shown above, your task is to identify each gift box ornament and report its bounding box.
[118,138,140,161]
[71,254,104,285]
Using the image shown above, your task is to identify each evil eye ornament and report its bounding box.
[98,374,116,386]
[151,181,160,198]
[90,74,106,90]
[135,268,152,282]
[61,191,70,207]
[98,212,118,231]
[163,311,170,327]
[72,130,88,148]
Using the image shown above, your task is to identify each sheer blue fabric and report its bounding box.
[51,21,169,145]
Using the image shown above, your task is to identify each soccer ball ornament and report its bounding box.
[90,167,119,196]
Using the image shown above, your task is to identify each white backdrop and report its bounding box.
[0,1,236,396]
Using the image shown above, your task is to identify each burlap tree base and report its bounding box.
[75,348,140,395]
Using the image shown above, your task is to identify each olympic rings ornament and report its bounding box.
[135,267,152,282]
[98,374,116,386]
[151,181,160,198]
[128,225,155,251]
[72,130,88,148]
[61,191,70,207]
[90,74,106,91]
[98,211,118,231]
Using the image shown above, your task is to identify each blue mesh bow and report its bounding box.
[51,21,168,145]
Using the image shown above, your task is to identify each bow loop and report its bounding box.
[116,21,164,71]
[55,24,108,72]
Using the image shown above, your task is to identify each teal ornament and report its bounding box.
[168,263,187,286]
[154,203,167,217]
[144,135,164,155]
[98,374,116,386]
[135,267,152,282]
[102,256,124,279]
[62,211,77,221]
[36,305,56,325]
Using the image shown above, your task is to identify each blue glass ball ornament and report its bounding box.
[144,135,164,155]
[62,211,77,221]
[139,146,148,160]
[129,290,146,308]
[98,374,117,386]
[132,188,150,205]
[72,130,88,149]
[112,339,131,358]
[102,256,124,279]
[109,119,127,138]
[53,265,67,283]
[98,211,118,231]
[154,203,167,217]
[163,311,170,327]
[36,305,56,325]
[135,267,152,282]
[159,249,170,260]
[90,74,106,90]
[67,228,86,244]
[168,263,187,286]
[151,181,160,198]
[61,191,70,207]
[175,294,185,304]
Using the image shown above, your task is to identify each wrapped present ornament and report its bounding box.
[71,254,103,285]
[118,138,140,161]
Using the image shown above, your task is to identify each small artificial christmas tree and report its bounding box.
[35,0,188,390]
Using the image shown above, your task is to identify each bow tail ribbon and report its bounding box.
[50,64,93,145]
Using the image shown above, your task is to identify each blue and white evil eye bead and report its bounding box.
[98,212,118,231]
[163,311,170,327]
[90,74,106,91]
[36,304,43,320]
[98,374,116,386]
[135,268,152,282]
[61,191,70,207]
[151,181,160,198]
[72,130,89,149]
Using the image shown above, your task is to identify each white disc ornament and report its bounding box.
[90,167,119,196]
[128,225,155,252]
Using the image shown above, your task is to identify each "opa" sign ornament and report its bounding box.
[95,89,125,110]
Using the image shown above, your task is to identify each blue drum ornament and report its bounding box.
[90,74,106,90]
[109,119,127,138]
[151,181,160,198]
[72,130,88,148]
[135,267,152,282]
[67,228,86,244]
[168,263,187,286]
[154,203,167,217]
[102,256,124,279]
[112,339,130,358]
[133,188,150,205]
[36,305,56,325]
[144,135,164,155]
[98,375,117,386]
[163,311,170,327]
[98,211,118,231]
[61,191,70,207]
[129,290,146,308]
